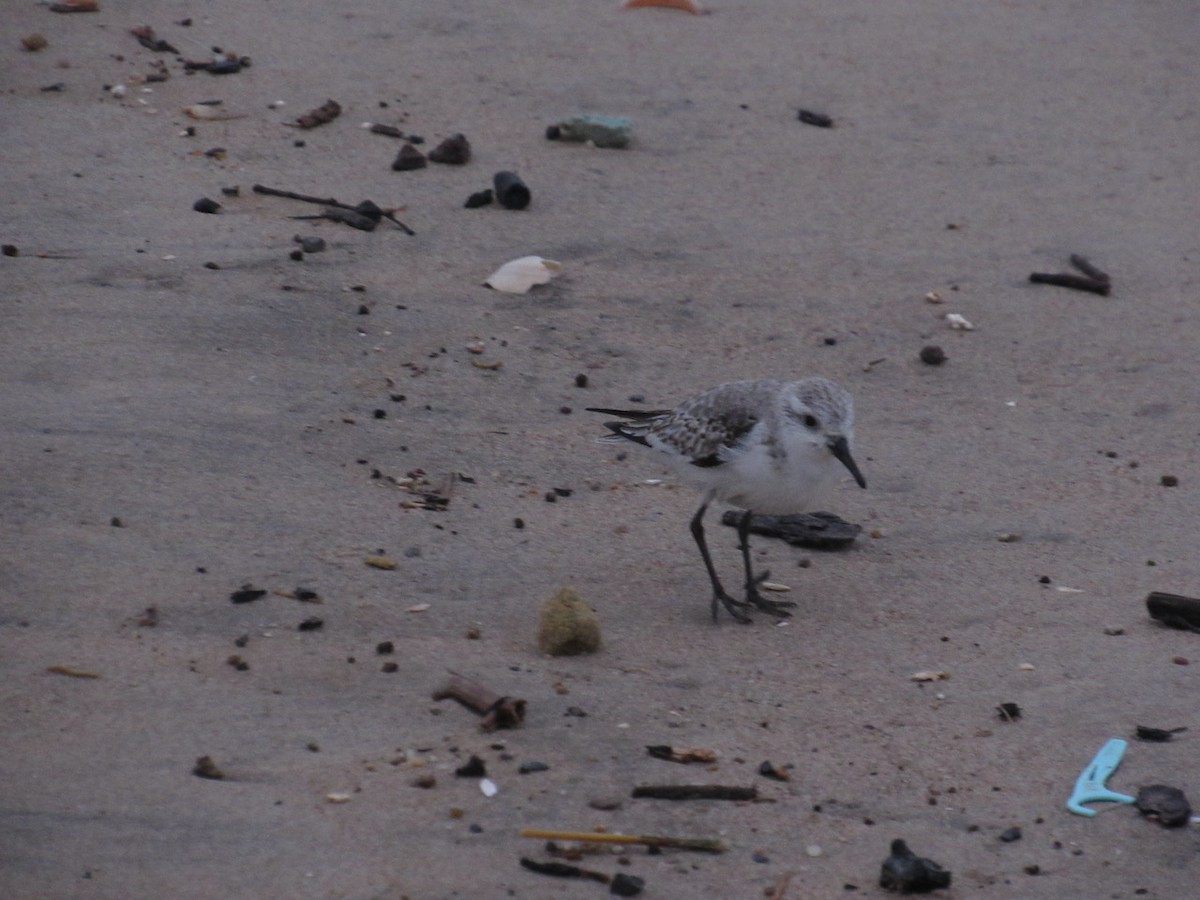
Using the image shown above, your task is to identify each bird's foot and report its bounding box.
[744,571,795,618]
[711,591,753,624]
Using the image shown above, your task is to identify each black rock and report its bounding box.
[880,839,951,894]
[1136,784,1191,827]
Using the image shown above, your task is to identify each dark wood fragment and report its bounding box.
[1028,272,1110,295]
[631,784,757,801]
[1069,254,1111,284]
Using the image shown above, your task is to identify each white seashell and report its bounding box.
[484,256,562,294]
[480,778,498,797]
[183,104,244,121]
[945,312,974,330]
[326,793,352,804]
[911,670,950,682]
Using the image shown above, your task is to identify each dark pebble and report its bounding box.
[299,236,326,253]
[376,641,395,655]
[1136,784,1191,827]
[203,261,220,270]
[381,661,398,673]
[996,702,1022,722]
[193,197,221,214]
[920,345,948,365]
[391,143,427,171]
[1161,474,1179,487]
[513,517,525,529]
[879,839,951,893]
[464,189,494,208]
[455,755,487,778]
[518,761,550,774]
[2,244,18,257]
[609,873,645,896]
[110,516,124,527]
[229,586,266,604]
[428,133,470,165]
[574,373,589,388]
[297,616,324,631]
[289,249,303,261]
[998,826,1022,843]
[798,108,834,127]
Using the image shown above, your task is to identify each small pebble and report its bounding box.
[193,197,221,214]
[998,826,1022,843]
[1161,474,1179,487]
[518,761,550,774]
[299,236,326,254]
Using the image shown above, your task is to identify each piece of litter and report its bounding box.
[326,793,352,804]
[484,256,562,294]
[760,581,791,592]
[1018,663,1036,671]
[480,778,498,797]
[1055,586,1084,594]
[406,603,430,613]
[911,671,950,682]
[924,291,945,304]
[945,313,974,330]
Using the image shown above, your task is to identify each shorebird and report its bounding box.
[588,378,866,622]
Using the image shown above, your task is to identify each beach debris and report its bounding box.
[229,584,267,604]
[1146,591,1200,633]
[910,670,949,682]
[996,702,1022,722]
[193,197,221,214]
[519,828,725,853]
[46,665,100,679]
[758,760,791,782]
[519,858,610,886]
[183,103,244,121]
[1161,474,1179,487]
[1135,784,1192,827]
[130,25,178,53]
[537,587,601,656]
[480,777,498,797]
[297,616,323,631]
[519,761,550,774]
[455,755,488,778]
[49,0,99,12]
[432,669,526,730]
[485,255,563,294]
[364,554,397,570]
[493,171,531,209]
[295,235,326,254]
[945,312,974,330]
[184,51,249,75]
[1066,738,1135,816]
[291,99,341,129]
[719,510,861,549]
[325,792,352,804]
[919,345,947,366]
[646,745,718,765]
[797,108,833,128]
[879,839,952,893]
[623,0,703,14]
[252,184,414,234]
[631,784,756,801]
[610,873,646,896]
[427,133,471,165]
[1029,254,1111,295]
[21,34,48,52]
[546,114,632,148]
[998,826,1022,843]
[226,654,249,671]
[192,755,225,780]
[391,144,427,171]
[1134,725,1186,743]
[464,189,494,208]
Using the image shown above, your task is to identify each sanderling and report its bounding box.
[588,378,866,623]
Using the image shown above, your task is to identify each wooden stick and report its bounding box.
[632,784,757,801]
[432,669,525,730]
[519,828,726,853]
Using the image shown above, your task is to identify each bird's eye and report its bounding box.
[803,414,819,428]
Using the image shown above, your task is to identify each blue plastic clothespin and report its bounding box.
[1067,738,1137,816]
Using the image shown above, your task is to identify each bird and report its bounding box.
[587,377,866,623]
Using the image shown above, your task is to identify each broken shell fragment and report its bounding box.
[945,312,974,330]
[484,256,562,294]
[547,114,633,149]
[183,104,244,121]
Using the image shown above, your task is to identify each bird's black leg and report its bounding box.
[737,510,795,617]
[689,500,751,623]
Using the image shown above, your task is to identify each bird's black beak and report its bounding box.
[828,435,867,489]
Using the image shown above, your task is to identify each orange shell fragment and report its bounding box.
[623,0,703,13]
